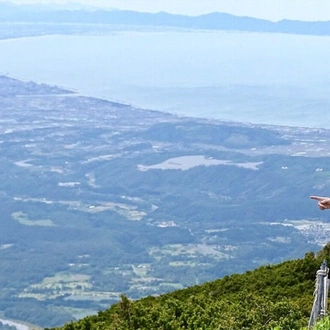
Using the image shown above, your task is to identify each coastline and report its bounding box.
[1,30,329,130]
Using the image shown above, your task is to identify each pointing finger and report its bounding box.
[311,196,327,201]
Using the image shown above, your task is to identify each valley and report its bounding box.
[0,75,330,327]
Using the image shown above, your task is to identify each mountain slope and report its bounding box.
[46,245,330,330]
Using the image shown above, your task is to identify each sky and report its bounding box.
[8,0,330,22]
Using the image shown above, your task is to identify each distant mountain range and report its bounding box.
[1,2,330,36]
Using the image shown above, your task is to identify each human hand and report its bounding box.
[310,196,330,210]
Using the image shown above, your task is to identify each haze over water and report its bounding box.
[1,29,330,128]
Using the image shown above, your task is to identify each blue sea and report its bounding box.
[1,28,330,128]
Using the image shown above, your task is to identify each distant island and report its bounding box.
[0,2,330,36]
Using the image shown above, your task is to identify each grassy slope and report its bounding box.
[47,245,330,330]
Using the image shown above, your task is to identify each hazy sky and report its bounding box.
[8,0,330,22]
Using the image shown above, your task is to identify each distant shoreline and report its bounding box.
[0,73,328,132]
[1,28,329,129]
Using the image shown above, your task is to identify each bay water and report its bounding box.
[0,29,330,128]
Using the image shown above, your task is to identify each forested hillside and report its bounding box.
[46,244,330,330]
